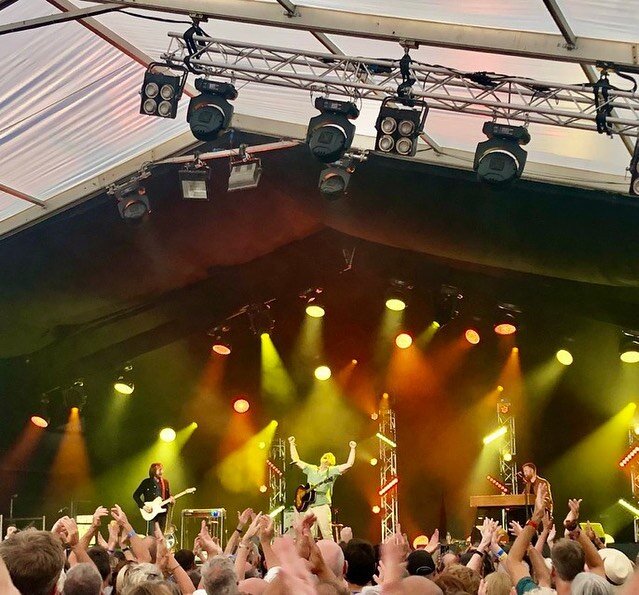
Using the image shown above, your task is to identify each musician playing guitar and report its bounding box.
[288,436,356,541]
[133,462,175,532]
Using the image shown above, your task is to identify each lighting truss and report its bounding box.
[626,429,639,545]
[162,34,639,136]
[497,399,517,495]
[268,438,286,535]
[377,399,398,542]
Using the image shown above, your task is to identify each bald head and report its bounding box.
[402,576,444,595]
[316,539,346,579]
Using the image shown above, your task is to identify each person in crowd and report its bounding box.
[63,563,103,595]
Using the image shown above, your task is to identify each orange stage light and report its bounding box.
[494,323,516,336]
[465,329,480,344]
[233,398,250,414]
[395,333,413,349]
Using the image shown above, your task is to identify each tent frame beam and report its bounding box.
[90,0,639,68]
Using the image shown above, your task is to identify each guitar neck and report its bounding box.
[158,488,193,507]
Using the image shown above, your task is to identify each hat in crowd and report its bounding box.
[406,550,436,576]
[598,548,634,586]
[412,535,429,549]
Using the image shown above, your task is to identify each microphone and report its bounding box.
[57,507,68,514]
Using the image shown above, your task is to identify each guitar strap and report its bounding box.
[159,477,167,499]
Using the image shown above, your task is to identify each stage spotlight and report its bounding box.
[228,145,262,192]
[159,427,176,442]
[433,285,463,327]
[372,505,381,514]
[233,398,250,414]
[370,458,378,466]
[179,163,211,200]
[63,380,87,413]
[318,159,355,197]
[259,484,268,493]
[376,432,397,448]
[314,365,332,381]
[474,121,530,185]
[375,96,428,157]
[395,333,413,349]
[115,180,150,222]
[139,62,186,119]
[385,280,412,311]
[619,446,639,468]
[620,331,639,363]
[465,329,480,345]
[248,303,275,336]
[187,78,237,142]
[494,304,520,335]
[306,97,359,163]
[208,326,232,356]
[114,364,134,395]
[301,288,325,318]
[556,349,573,366]
[502,451,512,462]
[618,498,639,517]
[379,477,399,496]
[30,397,50,428]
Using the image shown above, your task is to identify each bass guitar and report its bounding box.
[140,487,196,521]
[294,477,334,513]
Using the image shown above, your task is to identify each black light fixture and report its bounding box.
[30,396,50,428]
[208,326,232,356]
[179,162,211,201]
[628,139,639,195]
[63,380,87,412]
[494,303,521,336]
[306,97,359,163]
[187,78,237,142]
[140,63,187,119]
[318,157,354,198]
[248,303,275,336]
[375,96,428,157]
[115,179,150,222]
[228,145,262,192]
[474,122,530,185]
[433,285,463,328]
[620,331,639,363]
[385,279,413,312]
[114,364,135,395]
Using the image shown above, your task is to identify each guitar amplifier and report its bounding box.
[181,508,226,549]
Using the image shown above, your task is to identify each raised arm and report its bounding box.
[337,441,357,473]
[288,436,309,470]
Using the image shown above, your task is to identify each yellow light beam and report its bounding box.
[482,426,507,445]
[261,334,296,404]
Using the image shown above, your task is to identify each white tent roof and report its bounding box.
[1,0,637,237]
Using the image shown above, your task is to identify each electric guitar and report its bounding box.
[294,477,334,513]
[140,487,196,521]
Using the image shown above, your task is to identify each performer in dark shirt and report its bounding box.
[133,462,173,531]
[522,462,553,514]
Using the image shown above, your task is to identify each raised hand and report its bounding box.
[153,523,171,572]
[243,512,264,543]
[237,507,253,527]
[258,514,275,543]
[425,528,440,554]
[97,533,108,549]
[198,520,222,555]
[567,498,582,521]
[59,517,80,548]
[110,504,129,527]
[349,441,357,448]
[509,521,523,537]
[339,526,353,544]
[287,436,296,444]
[92,506,109,527]
[542,511,553,533]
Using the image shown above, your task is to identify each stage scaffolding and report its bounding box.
[268,437,286,534]
[497,398,518,494]
[378,395,399,542]
[626,429,639,542]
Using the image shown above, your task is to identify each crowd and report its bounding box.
[0,485,638,595]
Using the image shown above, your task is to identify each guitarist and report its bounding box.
[132,462,174,532]
[288,436,357,541]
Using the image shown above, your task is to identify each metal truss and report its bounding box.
[268,438,286,535]
[497,399,517,495]
[378,399,398,542]
[162,34,639,136]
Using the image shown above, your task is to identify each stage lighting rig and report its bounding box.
[63,380,87,413]
[306,97,359,163]
[140,62,187,119]
[228,145,262,192]
[620,331,639,363]
[375,96,428,157]
[494,303,521,336]
[208,325,232,356]
[474,122,530,186]
[628,139,639,195]
[433,285,463,328]
[187,78,237,142]
[114,364,135,395]
[248,303,275,336]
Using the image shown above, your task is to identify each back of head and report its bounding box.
[434,572,467,595]
[570,572,614,595]
[316,539,346,579]
[63,563,103,595]
[87,546,111,582]
[201,555,240,595]
[442,564,480,594]
[402,575,444,595]
[126,583,174,595]
[484,571,512,595]
[406,550,436,577]
[174,549,196,571]
[0,529,65,595]
[551,539,585,582]
[343,538,376,587]
[123,563,163,593]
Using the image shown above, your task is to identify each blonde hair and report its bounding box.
[321,452,336,466]
[485,571,512,595]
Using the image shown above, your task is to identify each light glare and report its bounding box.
[233,398,250,414]
[465,329,480,344]
[556,349,573,366]
[385,298,406,312]
[395,333,413,349]
[314,365,332,381]
[159,427,176,442]
[306,304,325,318]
